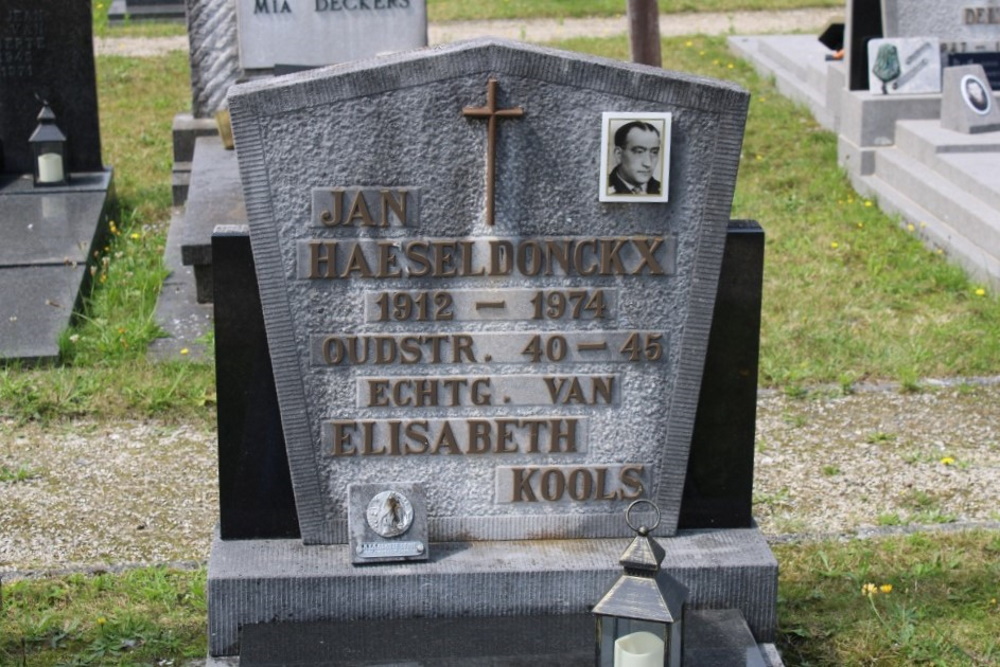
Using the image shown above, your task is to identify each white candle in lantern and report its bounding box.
[614,631,665,667]
[38,152,64,183]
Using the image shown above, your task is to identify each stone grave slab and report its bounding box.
[0,2,103,175]
[0,264,87,363]
[108,0,186,23]
[942,64,1000,132]
[228,38,749,544]
[180,136,246,303]
[236,0,427,70]
[208,527,777,656]
[237,609,774,666]
[0,171,114,363]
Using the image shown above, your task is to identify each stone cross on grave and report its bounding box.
[462,78,523,225]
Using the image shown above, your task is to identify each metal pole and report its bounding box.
[628,0,662,68]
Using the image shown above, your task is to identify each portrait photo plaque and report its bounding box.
[599,112,672,203]
[962,74,993,115]
[348,483,429,565]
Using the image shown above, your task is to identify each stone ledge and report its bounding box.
[208,526,777,656]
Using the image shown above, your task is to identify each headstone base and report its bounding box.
[207,527,777,658]
[235,609,781,666]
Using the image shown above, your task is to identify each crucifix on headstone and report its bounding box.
[462,78,523,226]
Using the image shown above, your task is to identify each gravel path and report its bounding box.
[3,381,999,575]
[93,8,842,57]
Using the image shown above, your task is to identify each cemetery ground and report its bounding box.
[2,14,1000,667]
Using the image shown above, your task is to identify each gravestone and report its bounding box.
[941,63,1000,132]
[948,50,1000,87]
[883,0,1000,54]
[0,1,103,175]
[209,38,777,661]
[0,2,113,363]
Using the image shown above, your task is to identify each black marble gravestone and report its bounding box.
[847,0,884,91]
[0,2,103,176]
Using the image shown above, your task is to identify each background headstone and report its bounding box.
[883,0,1000,52]
[948,50,1000,88]
[941,63,1000,132]
[228,39,749,544]
[0,2,103,175]
[236,0,427,70]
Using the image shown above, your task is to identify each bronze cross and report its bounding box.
[463,78,524,226]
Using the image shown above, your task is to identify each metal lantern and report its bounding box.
[593,500,687,667]
[29,102,68,187]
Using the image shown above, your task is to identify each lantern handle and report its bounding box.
[624,499,661,534]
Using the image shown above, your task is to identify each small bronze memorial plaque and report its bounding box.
[348,483,428,564]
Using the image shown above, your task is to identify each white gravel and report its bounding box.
[3,381,999,575]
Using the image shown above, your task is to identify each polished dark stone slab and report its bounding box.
[0,171,113,363]
[211,221,762,540]
[0,172,114,268]
[239,609,768,666]
[0,1,103,175]
[0,264,86,363]
[679,220,763,530]
[847,0,883,91]
[213,226,297,540]
[948,52,1000,90]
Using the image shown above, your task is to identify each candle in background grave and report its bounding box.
[614,631,665,667]
[38,152,64,184]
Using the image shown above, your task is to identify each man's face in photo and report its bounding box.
[615,126,661,187]
[967,80,987,107]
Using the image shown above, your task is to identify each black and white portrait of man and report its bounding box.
[600,112,671,203]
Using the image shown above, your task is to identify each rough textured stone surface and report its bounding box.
[185,0,240,118]
[882,0,1000,42]
[228,39,749,544]
[207,527,777,657]
[941,64,1000,134]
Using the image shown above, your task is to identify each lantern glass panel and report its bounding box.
[596,616,669,667]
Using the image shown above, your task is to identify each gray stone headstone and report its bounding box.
[236,0,427,70]
[184,0,427,118]
[941,64,1000,132]
[882,0,1000,53]
[228,38,749,545]
[0,2,103,175]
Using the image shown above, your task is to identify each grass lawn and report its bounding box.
[3,531,997,665]
[91,0,844,36]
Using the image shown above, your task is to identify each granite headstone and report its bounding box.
[882,0,1000,58]
[0,1,103,175]
[228,38,749,544]
[941,63,1000,132]
[846,0,885,90]
[236,0,427,70]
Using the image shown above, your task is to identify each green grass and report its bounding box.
[3,532,997,666]
[774,531,1000,665]
[0,567,207,667]
[557,35,1000,388]
[427,0,841,21]
[89,0,843,35]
